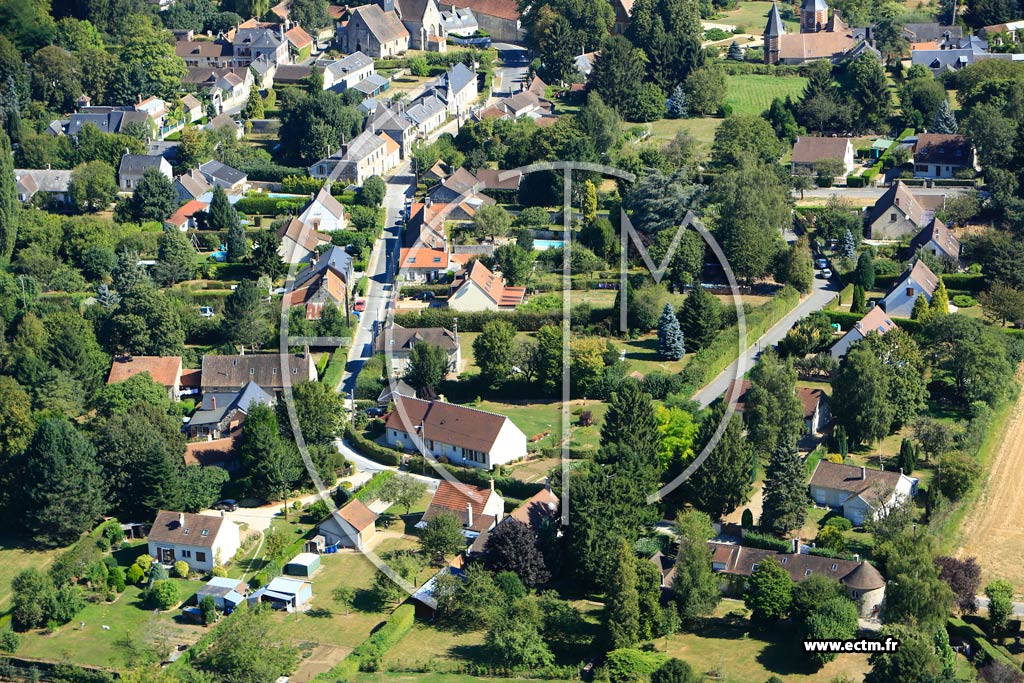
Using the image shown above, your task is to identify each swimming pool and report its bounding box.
[266,193,307,199]
[532,239,565,251]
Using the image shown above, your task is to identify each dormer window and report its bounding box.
[250,368,255,375]
[805,569,812,576]
[831,563,838,571]
[201,529,209,537]
[183,528,191,535]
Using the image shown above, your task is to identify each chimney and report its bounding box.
[489,478,495,491]
[544,476,551,492]
[854,554,860,562]
[211,396,217,409]
[178,513,185,526]
[792,537,799,553]
[860,466,867,480]
[465,502,473,528]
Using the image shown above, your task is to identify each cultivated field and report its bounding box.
[957,377,1024,593]
[725,75,810,116]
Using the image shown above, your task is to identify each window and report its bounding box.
[889,213,897,222]
[183,528,190,535]
[201,529,209,537]
[751,563,760,571]
[196,552,207,563]
[906,287,915,297]
[805,569,812,576]
[249,368,255,375]
[831,563,838,571]
[780,557,788,564]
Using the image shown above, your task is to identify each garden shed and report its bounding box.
[196,576,247,610]
[284,552,321,577]
[258,577,313,611]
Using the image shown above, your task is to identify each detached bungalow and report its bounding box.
[878,259,941,319]
[297,187,348,232]
[385,396,527,469]
[865,180,946,240]
[830,305,896,358]
[317,499,378,549]
[808,460,917,525]
[164,199,209,232]
[198,160,248,192]
[913,133,977,179]
[909,218,961,264]
[418,479,505,534]
[790,136,855,177]
[147,510,240,571]
[449,260,526,312]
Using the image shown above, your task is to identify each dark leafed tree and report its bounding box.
[854,250,875,290]
[865,625,943,683]
[42,312,109,395]
[831,344,893,446]
[24,419,106,547]
[474,319,517,388]
[404,342,449,396]
[726,40,743,61]
[588,36,647,120]
[745,349,804,460]
[935,556,981,615]
[222,279,268,351]
[801,596,859,667]
[154,226,195,285]
[709,164,788,281]
[119,167,179,224]
[657,303,686,360]
[652,658,700,683]
[279,380,346,447]
[483,518,550,586]
[861,328,928,431]
[209,185,239,231]
[238,403,302,503]
[0,130,18,263]
[250,228,285,278]
[420,510,466,563]
[683,403,754,519]
[759,438,809,535]
[600,379,661,461]
[606,538,641,649]
[198,603,299,683]
[678,285,721,352]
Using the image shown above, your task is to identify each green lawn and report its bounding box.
[719,1,799,33]
[636,117,724,153]
[472,399,609,455]
[725,74,809,116]
[0,537,63,611]
[609,335,693,376]
[17,580,207,668]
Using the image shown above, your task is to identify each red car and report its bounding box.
[354,299,366,312]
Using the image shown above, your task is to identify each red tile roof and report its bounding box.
[286,25,314,49]
[339,499,377,531]
[400,247,450,269]
[462,260,526,307]
[107,356,183,388]
[446,0,520,20]
[166,199,209,227]
[508,487,558,529]
[423,479,495,531]
[184,435,239,466]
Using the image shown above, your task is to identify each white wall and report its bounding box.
[449,282,497,311]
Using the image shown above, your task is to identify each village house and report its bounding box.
[471,484,559,554]
[878,259,941,318]
[297,186,348,231]
[117,154,173,191]
[611,0,634,33]
[438,0,522,42]
[398,247,454,282]
[374,323,461,375]
[308,130,401,184]
[902,22,963,49]
[797,386,831,435]
[417,479,506,535]
[107,356,185,401]
[440,7,479,36]
[206,113,245,139]
[368,103,417,158]
[403,93,449,136]
[321,51,375,91]
[175,40,234,68]
[909,218,961,264]
[809,460,917,525]
[200,352,318,394]
[198,160,248,192]
[185,381,273,439]
[285,24,316,60]
[984,19,1024,44]
[403,202,451,250]
[865,180,947,240]
[147,510,241,571]
[351,73,392,98]
[913,133,978,179]
[377,378,417,406]
[790,136,856,176]
[164,199,209,232]
[428,166,480,203]
[284,245,355,320]
[61,107,154,138]
[830,304,896,358]
[386,396,528,469]
[15,169,73,205]
[426,62,478,120]
[339,4,411,57]
[317,499,378,549]
[706,541,887,617]
[174,169,213,202]
[449,260,527,311]
[911,34,1024,75]
[184,435,241,469]
[231,22,290,66]
[277,216,330,263]
[181,94,204,123]
[183,67,254,114]
[271,64,317,87]
[393,0,447,50]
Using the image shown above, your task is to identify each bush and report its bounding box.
[173,561,190,578]
[952,294,977,308]
[346,424,403,466]
[605,649,666,683]
[824,516,852,532]
[741,531,791,552]
[199,595,218,626]
[108,566,126,593]
[211,566,228,578]
[0,630,19,653]
[147,580,180,610]
[846,175,867,188]
[100,520,124,547]
[134,554,153,574]
[942,273,987,293]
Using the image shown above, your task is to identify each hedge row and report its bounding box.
[392,305,611,332]
[823,309,922,334]
[404,457,545,500]
[313,604,417,681]
[234,160,307,182]
[352,469,397,502]
[235,196,296,216]
[947,618,1018,668]
[345,424,403,466]
[741,530,791,552]
[871,273,986,294]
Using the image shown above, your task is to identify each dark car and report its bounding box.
[418,291,435,301]
[365,406,386,417]
[214,499,238,512]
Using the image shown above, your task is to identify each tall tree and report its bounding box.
[154,226,195,285]
[683,403,754,518]
[709,164,789,281]
[420,510,466,562]
[404,342,449,396]
[657,303,686,360]
[986,579,1014,636]
[250,228,284,278]
[865,625,943,683]
[744,557,793,625]
[24,419,106,547]
[606,538,641,649]
[931,277,950,316]
[759,438,809,535]
[238,403,301,503]
[68,160,117,213]
[671,510,720,621]
[778,235,814,293]
[242,85,264,120]
[678,285,720,352]
[600,379,661,461]
[222,279,268,351]
[198,603,298,683]
[208,185,239,231]
[745,350,804,460]
[588,36,647,121]
[0,129,16,264]
[801,596,859,668]
[932,99,959,134]
[831,344,893,446]
[484,519,550,587]
[474,319,517,387]
[861,328,928,430]
[854,250,875,290]
[0,377,34,460]
[935,556,981,615]
[119,167,178,224]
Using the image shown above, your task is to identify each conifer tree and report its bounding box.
[854,250,875,290]
[851,285,866,314]
[838,229,856,258]
[932,100,958,134]
[243,86,265,119]
[931,278,949,316]
[667,85,687,119]
[727,40,744,61]
[897,438,917,474]
[679,285,721,352]
[600,379,661,461]
[759,438,809,535]
[606,539,641,649]
[657,303,686,360]
[0,129,16,264]
[912,293,932,321]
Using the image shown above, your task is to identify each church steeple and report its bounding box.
[800,0,829,32]
[763,2,785,64]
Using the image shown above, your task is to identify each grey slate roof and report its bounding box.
[765,1,785,37]
[15,169,73,193]
[233,27,284,48]
[352,73,390,94]
[199,160,247,186]
[370,103,415,133]
[801,0,828,12]
[119,154,166,178]
[447,62,476,94]
[405,93,446,125]
[324,51,373,79]
[66,109,151,137]
[903,22,962,42]
[189,381,273,427]
[294,245,354,289]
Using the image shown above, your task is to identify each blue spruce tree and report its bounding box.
[657,303,686,360]
[932,100,958,134]
[838,229,856,259]
[667,85,687,119]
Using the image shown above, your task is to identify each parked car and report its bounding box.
[418,291,435,301]
[214,499,238,512]
[815,258,828,269]
[821,268,833,279]
[354,299,367,312]
[199,306,215,318]
[365,406,385,417]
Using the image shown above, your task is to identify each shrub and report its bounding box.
[211,566,228,578]
[741,531,791,552]
[346,424,403,466]
[100,520,124,547]
[126,564,145,585]
[824,516,852,532]
[108,566,126,593]
[134,554,153,574]
[147,580,180,610]
[952,294,977,308]
[846,175,867,188]
[199,595,218,626]
[173,561,190,579]
[605,649,666,683]
[0,630,19,653]
[150,563,169,581]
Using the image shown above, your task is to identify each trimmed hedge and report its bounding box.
[235,195,296,216]
[942,273,987,293]
[405,458,545,500]
[346,424,403,466]
[313,604,416,681]
[393,305,611,332]
[947,618,1017,668]
[846,175,868,188]
[741,530,791,552]
[234,160,307,182]
[352,469,397,502]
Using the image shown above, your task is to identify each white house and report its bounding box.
[118,154,173,191]
[865,180,947,240]
[449,260,526,312]
[317,499,377,549]
[913,133,978,179]
[385,396,527,470]
[909,218,961,264]
[790,136,856,176]
[830,305,897,358]
[398,247,453,282]
[796,386,830,435]
[374,323,461,375]
[322,51,375,91]
[418,479,505,534]
[308,130,402,184]
[297,187,348,232]
[15,169,73,205]
[277,216,330,264]
[808,461,917,526]
[878,259,941,319]
[147,510,241,572]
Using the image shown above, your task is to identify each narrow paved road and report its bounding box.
[339,166,413,397]
[974,596,1024,617]
[693,273,839,409]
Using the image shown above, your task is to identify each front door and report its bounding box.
[160,548,175,564]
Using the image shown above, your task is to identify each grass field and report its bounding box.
[718,1,799,33]
[638,117,724,152]
[0,538,62,611]
[473,399,610,455]
[725,74,809,116]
